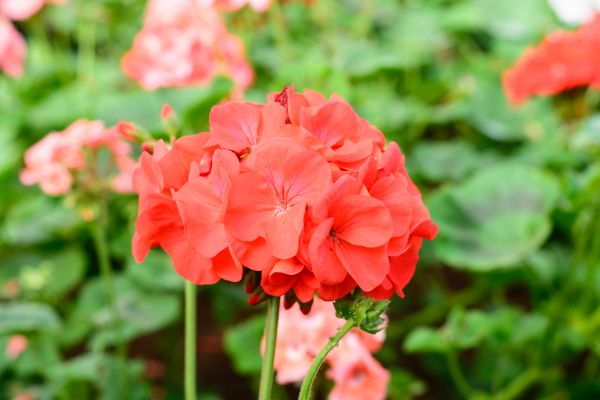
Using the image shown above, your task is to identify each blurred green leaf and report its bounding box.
[224,315,265,375]
[404,327,448,354]
[0,303,61,334]
[2,196,80,245]
[429,164,560,270]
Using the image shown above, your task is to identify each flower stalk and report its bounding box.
[258,296,281,400]
[185,281,197,400]
[298,318,355,400]
[90,199,129,397]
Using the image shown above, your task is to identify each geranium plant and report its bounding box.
[130,85,437,399]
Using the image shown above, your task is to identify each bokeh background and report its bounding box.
[1,0,600,398]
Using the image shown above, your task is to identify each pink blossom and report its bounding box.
[269,298,388,395]
[20,120,136,196]
[122,0,254,95]
[0,16,25,77]
[327,334,390,400]
[5,334,27,359]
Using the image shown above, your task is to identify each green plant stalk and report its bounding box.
[446,351,475,399]
[185,281,197,400]
[298,318,355,400]
[494,368,542,400]
[258,296,281,400]
[90,203,129,397]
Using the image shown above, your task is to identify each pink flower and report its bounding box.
[327,334,390,400]
[0,16,25,77]
[20,120,136,196]
[122,0,254,95]
[269,298,388,397]
[5,334,27,359]
[0,0,45,21]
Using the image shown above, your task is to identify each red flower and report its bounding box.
[503,13,600,104]
[131,87,437,302]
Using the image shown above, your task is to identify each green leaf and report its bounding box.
[442,308,492,349]
[410,141,497,183]
[223,315,266,375]
[0,248,86,300]
[125,250,183,292]
[429,164,560,270]
[404,327,448,354]
[1,196,80,245]
[0,303,61,334]
[388,368,427,400]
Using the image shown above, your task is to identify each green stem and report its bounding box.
[446,351,475,399]
[494,368,542,400]
[258,297,281,400]
[299,318,355,400]
[90,202,129,397]
[185,281,197,400]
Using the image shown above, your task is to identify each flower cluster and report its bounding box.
[121,0,254,96]
[132,87,437,302]
[0,0,63,77]
[20,119,136,196]
[503,13,600,104]
[270,299,389,400]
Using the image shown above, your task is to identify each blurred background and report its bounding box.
[1,0,600,398]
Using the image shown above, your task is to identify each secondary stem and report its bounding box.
[258,296,281,400]
[299,318,355,400]
[185,281,197,400]
[90,201,129,397]
[446,351,475,399]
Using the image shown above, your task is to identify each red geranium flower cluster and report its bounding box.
[132,87,437,303]
[503,13,600,104]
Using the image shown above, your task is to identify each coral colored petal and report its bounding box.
[210,102,260,152]
[300,101,360,147]
[388,238,423,298]
[333,195,393,248]
[228,236,277,271]
[212,248,243,282]
[265,203,305,259]
[308,218,348,285]
[175,177,228,258]
[317,275,357,301]
[225,172,277,242]
[335,242,389,292]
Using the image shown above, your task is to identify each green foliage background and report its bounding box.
[1,0,600,398]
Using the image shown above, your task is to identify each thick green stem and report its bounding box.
[494,368,542,400]
[185,281,197,400]
[299,318,355,400]
[258,297,281,400]
[90,204,128,397]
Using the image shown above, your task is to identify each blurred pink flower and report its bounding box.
[122,0,254,95]
[0,0,46,21]
[0,16,25,77]
[5,334,27,359]
[327,334,390,400]
[20,120,136,196]
[272,299,343,384]
[0,0,64,77]
[268,297,388,397]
